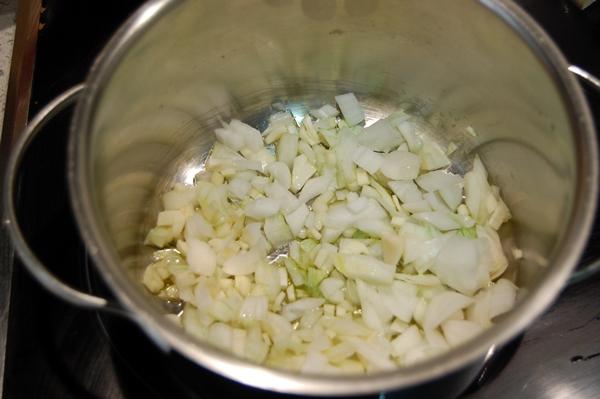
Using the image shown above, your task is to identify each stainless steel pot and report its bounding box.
[4,0,599,396]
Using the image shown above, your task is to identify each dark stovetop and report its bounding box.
[1,1,600,398]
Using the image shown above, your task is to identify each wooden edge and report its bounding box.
[0,1,41,396]
[0,0,42,151]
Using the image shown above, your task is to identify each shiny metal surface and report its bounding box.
[1,84,127,315]
[22,0,598,395]
[570,65,600,93]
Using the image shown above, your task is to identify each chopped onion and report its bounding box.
[264,215,293,248]
[228,177,252,199]
[223,249,261,275]
[319,277,345,304]
[292,154,317,192]
[380,150,421,180]
[391,325,423,357]
[278,133,299,167]
[336,254,395,285]
[423,291,473,330]
[358,119,404,152]
[285,203,310,237]
[442,320,482,346]
[187,238,217,276]
[388,180,423,203]
[432,236,489,295]
[282,298,325,321]
[244,197,280,219]
[239,295,268,322]
[352,145,384,175]
[412,211,462,231]
[416,170,462,192]
[335,93,365,126]
[229,119,264,152]
[142,93,515,374]
[215,126,245,151]
[267,161,292,189]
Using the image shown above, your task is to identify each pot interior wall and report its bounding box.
[86,0,574,324]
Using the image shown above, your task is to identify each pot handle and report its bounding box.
[2,85,130,318]
[567,65,600,284]
[569,65,600,92]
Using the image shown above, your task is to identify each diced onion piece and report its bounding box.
[464,155,490,222]
[322,317,370,337]
[441,320,482,346]
[310,104,339,119]
[388,180,423,203]
[416,170,462,192]
[439,184,463,211]
[395,120,423,153]
[380,151,421,180]
[142,265,165,293]
[184,212,215,241]
[264,183,299,214]
[292,154,317,192]
[162,187,197,210]
[278,133,299,167]
[229,119,263,151]
[381,233,404,265]
[335,254,395,285]
[420,137,450,171]
[156,210,185,237]
[208,322,233,351]
[215,127,245,151]
[267,161,292,190]
[231,328,247,357]
[467,280,517,325]
[338,238,370,255]
[244,197,280,219]
[412,211,462,231]
[423,291,473,330]
[145,227,174,248]
[285,203,310,237]
[358,119,404,152]
[423,191,449,212]
[228,177,252,199]
[379,281,418,323]
[424,328,449,351]
[335,93,365,126]
[477,225,509,279]
[239,295,268,322]
[319,277,345,304]
[223,249,261,275]
[391,325,423,357]
[395,273,441,286]
[264,215,293,248]
[352,145,384,175]
[187,238,217,275]
[488,279,517,319]
[343,336,395,371]
[432,236,489,295]
[245,325,269,363]
[282,298,325,321]
[299,116,321,146]
[298,173,333,204]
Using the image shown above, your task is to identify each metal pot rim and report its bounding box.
[67,0,598,395]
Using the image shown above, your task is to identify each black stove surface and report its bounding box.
[2,1,600,398]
